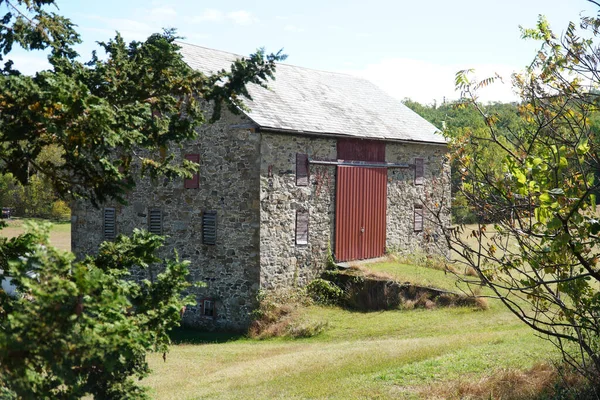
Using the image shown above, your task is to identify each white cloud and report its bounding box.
[83,16,154,41]
[189,9,257,25]
[226,10,257,25]
[342,58,520,105]
[190,8,224,22]
[5,53,51,75]
[147,6,177,20]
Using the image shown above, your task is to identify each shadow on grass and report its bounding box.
[169,327,246,345]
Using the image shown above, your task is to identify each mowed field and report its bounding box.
[0,222,562,399]
[0,218,71,251]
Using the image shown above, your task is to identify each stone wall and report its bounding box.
[386,142,451,256]
[259,132,337,289]
[72,121,450,329]
[71,109,262,330]
[258,134,451,291]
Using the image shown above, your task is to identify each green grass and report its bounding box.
[0,218,71,251]
[144,301,555,399]
[144,278,557,400]
[140,233,560,399]
[0,220,560,398]
[361,261,467,292]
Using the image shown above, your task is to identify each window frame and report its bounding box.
[201,299,215,318]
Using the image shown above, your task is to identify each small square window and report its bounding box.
[202,299,214,317]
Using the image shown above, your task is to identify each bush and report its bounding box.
[306,278,344,305]
[50,200,71,221]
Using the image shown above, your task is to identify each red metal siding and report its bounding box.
[335,166,387,262]
[337,138,386,162]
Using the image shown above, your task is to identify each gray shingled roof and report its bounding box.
[178,42,446,144]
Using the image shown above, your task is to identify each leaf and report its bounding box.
[548,188,565,196]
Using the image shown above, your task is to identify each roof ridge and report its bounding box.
[175,40,242,57]
[175,40,360,79]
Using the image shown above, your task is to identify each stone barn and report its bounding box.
[71,43,450,330]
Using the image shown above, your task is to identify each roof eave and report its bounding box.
[256,126,448,146]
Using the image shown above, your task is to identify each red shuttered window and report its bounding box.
[184,154,200,189]
[296,153,309,186]
[414,158,424,185]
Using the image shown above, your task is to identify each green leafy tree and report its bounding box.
[0,0,284,397]
[0,226,193,398]
[445,6,600,385]
[404,99,524,223]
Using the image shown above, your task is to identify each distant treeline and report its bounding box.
[403,99,525,224]
[0,145,70,221]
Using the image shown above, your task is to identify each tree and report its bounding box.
[0,0,284,397]
[445,6,600,385]
[403,99,525,223]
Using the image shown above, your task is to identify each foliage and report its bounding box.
[0,0,284,398]
[444,5,600,385]
[50,199,70,221]
[0,224,193,398]
[305,278,344,305]
[0,0,284,207]
[0,145,70,219]
[403,99,525,224]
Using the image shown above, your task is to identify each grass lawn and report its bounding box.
[0,218,71,251]
[0,221,562,398]
[144,275,558,399]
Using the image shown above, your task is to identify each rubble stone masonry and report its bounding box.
[72,118,450,330]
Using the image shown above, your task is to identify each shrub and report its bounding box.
[50,200,71,221]
[306,278,344,305]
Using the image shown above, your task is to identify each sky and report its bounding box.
[5,0,598,104]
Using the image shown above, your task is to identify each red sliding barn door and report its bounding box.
[335,166,387,262]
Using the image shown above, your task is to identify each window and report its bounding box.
[202,211,217,245]
[296,209,309,245]
[184,154,200,188]
[103,208,116,240]
[414,158,424,185]
[148,208,162,235]
[202,299,215,317]
[414,205,424,232]
[296,153,309,186]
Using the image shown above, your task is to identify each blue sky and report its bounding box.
[5,0,596,104]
